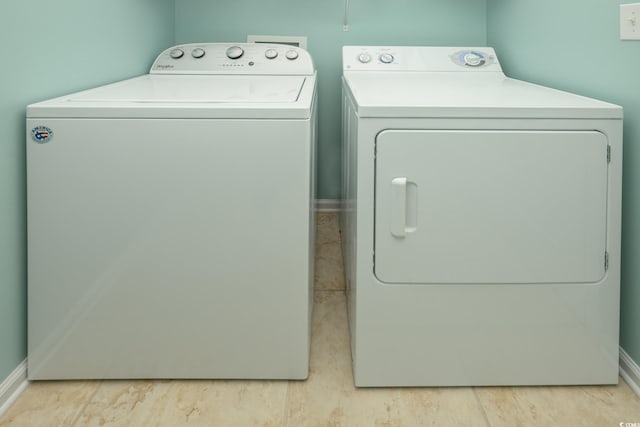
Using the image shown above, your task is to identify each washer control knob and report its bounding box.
[285,50,299,60]
[379,53,394,64]
[191,48,205,59]
[169,48,184,59]
[463,52,485,67]
[226,46,244,60]
[358,53,372,63]
[265,48,278,59]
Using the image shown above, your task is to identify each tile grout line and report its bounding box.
[472,387,493,427]
[70,380,103,427]
[282,380,291,427]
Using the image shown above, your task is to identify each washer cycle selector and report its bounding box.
[226,46,244,59]
[286,50,299,60]
[379,53,394,64]
[265,49,278,59]
[170,48,184,59]
[191,48,205,59]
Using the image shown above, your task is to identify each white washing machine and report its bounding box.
[27,43,317,380]
[341,46,622,386]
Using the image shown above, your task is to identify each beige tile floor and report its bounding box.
[2,212,640,426]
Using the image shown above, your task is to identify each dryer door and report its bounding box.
[374,130,609,284]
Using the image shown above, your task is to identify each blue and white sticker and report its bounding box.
[31,126,54,143]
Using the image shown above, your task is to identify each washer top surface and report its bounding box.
[343,46,622,119]
[28,43,316,119]
[66,74,308,104]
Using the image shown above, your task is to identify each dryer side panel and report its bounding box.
[374,130,609,284]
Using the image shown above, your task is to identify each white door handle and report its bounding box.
[391,177,407,237]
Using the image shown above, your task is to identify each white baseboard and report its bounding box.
[620,347,640,398]
[0,360,29,417]
[315,199,342,212]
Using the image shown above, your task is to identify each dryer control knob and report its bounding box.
[358,53,372,63]
[226,46,244,60]
[463,52,485,67]
[285,50,299,60]
[265,48,278,59]
[379,53,394,64]
[191,48,205,59]
[169,48,184,59]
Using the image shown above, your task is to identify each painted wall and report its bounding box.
[487,0,640,363]
[5,0,635,385]
[0,0,174,381]
[175,0,487,199]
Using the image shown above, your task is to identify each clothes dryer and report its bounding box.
[341,46,622,386]
[27,43,317,380]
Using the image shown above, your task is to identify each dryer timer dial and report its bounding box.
[463,52,485,67]
[451,50,493,68]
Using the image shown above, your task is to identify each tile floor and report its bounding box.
[2,213,640,426]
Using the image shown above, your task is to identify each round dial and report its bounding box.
[358,53,372,63]
[265,49,278,59]
[169,48,184,59]
[226,46,244,60]
[463,52,485,67]
[285,50,299,60]
[379,53,394,64]
[191,48,205,59]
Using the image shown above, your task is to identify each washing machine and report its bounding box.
[27,43,317,380]
[341,46,622,386]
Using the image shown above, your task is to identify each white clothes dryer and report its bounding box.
[341,46,622,386]
[27,43,317,380]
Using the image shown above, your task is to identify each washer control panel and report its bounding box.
[343,46,502,72]
[151,43,314,75]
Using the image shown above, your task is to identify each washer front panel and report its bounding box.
[27,117,315,379]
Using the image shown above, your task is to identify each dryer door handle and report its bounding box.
[390,177,417,238]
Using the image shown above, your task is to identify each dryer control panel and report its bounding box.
[343,46,502,72]
[151,43,315,75]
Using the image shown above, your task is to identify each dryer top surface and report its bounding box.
[342,46,621,119]
[342,72,621,119]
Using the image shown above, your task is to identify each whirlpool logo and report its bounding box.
[31,126,54,143]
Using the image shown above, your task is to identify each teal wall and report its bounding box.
[0,0,174,381]
[3,0,638,385]
[487,1,640,363]
[175,0,487,199]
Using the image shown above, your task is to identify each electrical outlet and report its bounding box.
[620,3,640,40]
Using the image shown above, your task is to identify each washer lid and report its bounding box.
[343,72,622,119]
[27,74,316,119]
[68,75,306,103]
